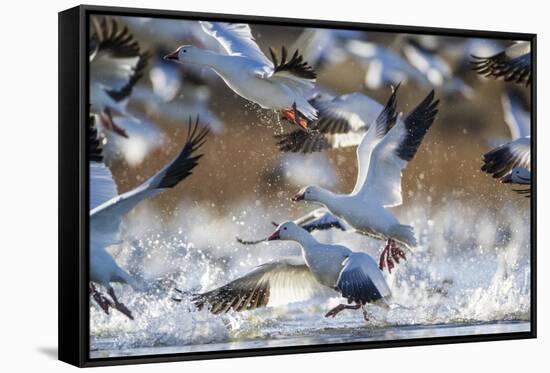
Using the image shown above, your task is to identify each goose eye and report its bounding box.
[283,227,287,230]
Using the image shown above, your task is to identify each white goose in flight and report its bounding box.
[471,41,531,86]
[89,16,150,138]
[502,167,531,197]
[292,86,439,273]
[89,116,208,319]
[164,22,317,129]
[192,222,390,320]
[276,91,394,153]
[482,88,531,195]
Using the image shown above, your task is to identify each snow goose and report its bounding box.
[90,16,150,137]
[131,52,224,134]
[292,86,439,273]
[502,167,531,197]
[401,38,474,99]
[275,91,392,153]
[90,116,208,319]
[481,137,530,179]
[236,208,346,245]
[289,28,362,70]
[345,39,430,90]
[471,41,531,86]
[482,88,531,184]
[164,22,317,129]
[192,222,390,320]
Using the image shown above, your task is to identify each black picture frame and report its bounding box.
[58,4,537,367]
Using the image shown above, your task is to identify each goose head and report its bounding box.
[267,221,303,241]
[502,167,531,184]
[164,45,211,65]
[292,185,324,203]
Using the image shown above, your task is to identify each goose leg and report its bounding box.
[90,283,113,315]
[325,303,361,318]
[99,108,128,138]
[280,103,309,130]
[378,240,395,273]
[107,286,134,320]
[389,240,407,264]
[361,305,369,321]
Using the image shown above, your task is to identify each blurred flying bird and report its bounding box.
[290,28,363,70]
[236,208,346,245]
[471,41,531,86]
[345,39,430,89]
[276,91,395,153]
[89,16,151,138]
[401,38,474,99]
[482,88,531,192]
[130,52,224,134]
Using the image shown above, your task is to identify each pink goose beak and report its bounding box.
[291,192,305,202]
[163,51,179,61]
[267,230,280,241]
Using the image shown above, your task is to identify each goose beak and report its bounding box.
[267,230,280,241]
[164,50,179,61]
[501,174,512,184]
[291,192,305,202]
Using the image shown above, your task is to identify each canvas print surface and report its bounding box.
[88,14,532,358]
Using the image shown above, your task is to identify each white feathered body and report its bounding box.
[208,55,305,111]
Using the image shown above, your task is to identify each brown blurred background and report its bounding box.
[106,21,531,222]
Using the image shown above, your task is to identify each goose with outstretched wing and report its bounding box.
[164,22,318,130]
[90,16,151,138]
[471,41,531,86]
[291,86,439,273]
[190,222,390,321]
[482,88,531,196]
[89,116,208,319]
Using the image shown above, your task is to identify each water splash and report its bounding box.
[90,197,530,354]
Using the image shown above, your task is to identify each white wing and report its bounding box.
[199,21,272,67]
[355,90,439,207]
[89,116,118,210]
[502,89,530,140]
[402,42,452,86]
[91,122,208,244]
[346,40,429,87]
[90,162,118,211]
[351,88,401,195]
[193,257,336,313]
[90,16,149,102]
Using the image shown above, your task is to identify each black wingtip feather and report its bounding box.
[481,144,523,179]
[398,90,439,162]
[470,50,531,86]
[91,16,151,102]
[157,117,209,189]
[269,46,317,80]
[274,130,331,153]
[373,84,400,138]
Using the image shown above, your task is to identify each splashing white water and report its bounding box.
[90,196,530,354]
